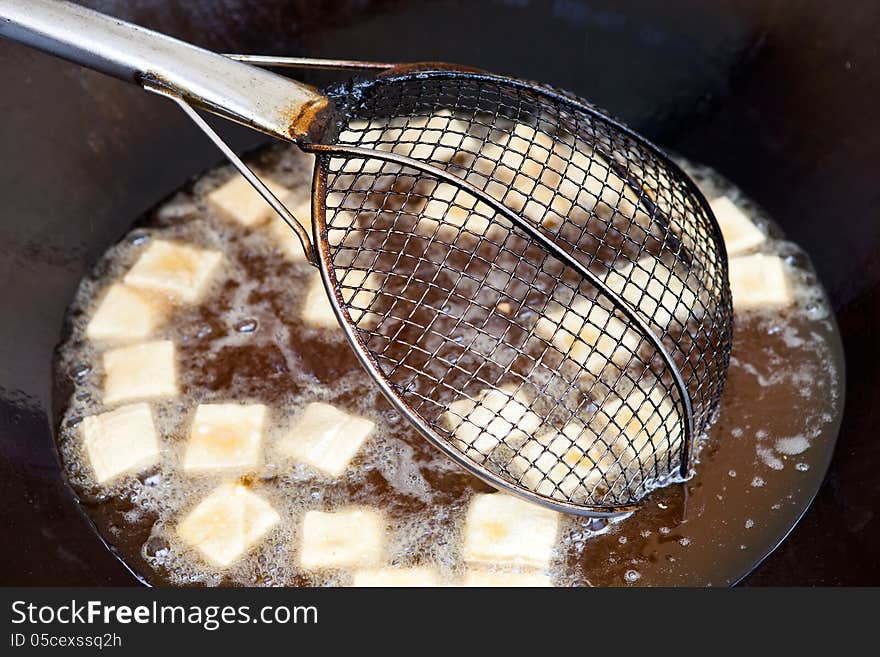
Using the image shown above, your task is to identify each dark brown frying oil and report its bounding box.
[53,146,844,586]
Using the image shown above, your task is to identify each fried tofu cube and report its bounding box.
[415,182,506,242]
[604,257,700,329]
[85,283,166,342]
[394,111,472,161]
[728,253,794,310]
[462,493,560,570]
[570,314,641,377]
[301,269,382,330]
[301,270,338,328]
[353,566,440,587]
[338,269,383,329]
[124,239,224,304]
[563,144,650,229]
[589,379,682,478]
[102,340,177,406]
[279,402,375,477]
[81,402,160,483]
[340,108,468,162]
[463,569,552,587]
[207,173,291,227]
[509,122,556,154]
[508,422,618,500]
[182,403,267,473]
[442,386,542,458]
[177,482,280,567]
[265,190,312,261]
[299,508,386,570]
[534,297,642,378]
[709,195,765,256]
[493,123,566,221]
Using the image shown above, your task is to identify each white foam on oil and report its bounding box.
[775,435,810,456]
[756,446,785,471]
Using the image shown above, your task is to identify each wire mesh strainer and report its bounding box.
[303,71,732,515]
[1,0,733,517]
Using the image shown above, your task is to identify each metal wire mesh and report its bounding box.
[308,71,732,513]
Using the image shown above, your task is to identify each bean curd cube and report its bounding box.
[416,182,503,241]
[299,508,385,570]
[462,493,560,570]
[396,111,471,160]
[534,299,587,341]
[124,239,224,304]
[590,381,682,476]
[330,155,387,177]
[604,257,700,329]
[728,253,793,310]
[341,111,467,163]
[338,269,384,329]
[466,124,571,231]
[463,569,552,587]
[571,314,641,377]
[177,482,280,568]
[207,173,290,227]
[81,402,160,484]
[709,195,765,256]
[442,386,542,457]
[509,422,617,499]
[86,283,165,342]
[498,123,559,201]
[265,190,312,262]
[555,144,645,225]
[301,270,338,328]
[301,270,383,329]
[353,567,440,587]
[510,122,556,154]
[182,403,267,473]
[279,402,375,477]
[102,340,177,405]
[535,298,641,377]
[477,144,544,192]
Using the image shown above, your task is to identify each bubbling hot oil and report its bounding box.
[53,145,843,586]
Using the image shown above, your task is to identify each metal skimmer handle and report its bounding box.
[0,0,330,140]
